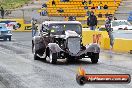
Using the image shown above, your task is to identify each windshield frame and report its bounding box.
[112,21,131,27]
[48,23,82,35]
[0,24,7,29]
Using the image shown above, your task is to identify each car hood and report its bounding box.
[53,30,80,39]
[65,30,80,38]
[112,25,132,30]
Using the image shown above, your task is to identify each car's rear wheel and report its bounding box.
[90,53,99,64]
[49,50,57,64]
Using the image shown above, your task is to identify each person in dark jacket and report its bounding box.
[87,11,97,30]
[0,7,5,19]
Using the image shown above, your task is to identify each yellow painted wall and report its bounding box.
[113,38,132,53]
[82,30,110,50]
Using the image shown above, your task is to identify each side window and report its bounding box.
[41,24,48,32]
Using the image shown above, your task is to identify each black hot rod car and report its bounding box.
[32,21,100,64]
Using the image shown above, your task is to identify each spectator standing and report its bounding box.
[41,10,48,16]
[88,0,92,4]
[84,6,88,10]
[114,17,117,20]
[82,0,87,5]
[91,4,95,9]
[97,3,102,10]
[68,16,76,21]
[105,12,109,18]
[105,15,114,48]
[0,7,5,19]
[65,0,69,2]
[52,0,56,6]
[57,8,64,13]
[98,12,102,18]
[31,19,38,37]
[104,4,108,9]
[87,11,97,30]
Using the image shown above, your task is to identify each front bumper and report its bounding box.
[0,33,12,38]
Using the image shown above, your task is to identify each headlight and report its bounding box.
[8,30,12,33]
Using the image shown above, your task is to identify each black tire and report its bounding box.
[91,53,99,64]
[3,37,7,41]
[34,53,41,60]
[49,50,57,64]
[9,36,11,41]
[42,51,46,61]
[32,43,41,60]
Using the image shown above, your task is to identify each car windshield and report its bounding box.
[112,21,131,27]
[49,24,82,35]
[0,24,6,29]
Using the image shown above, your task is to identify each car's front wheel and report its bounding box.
[49,50,57,64]
[32,43,41,60]
[90,53,99,64]
[9,36,11,41]
[34,53,41,60]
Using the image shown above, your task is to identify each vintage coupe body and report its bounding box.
[32,21,100,64]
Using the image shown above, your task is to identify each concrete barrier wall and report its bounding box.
[82,30,132,53]
[82,30,110,50]
[113,38,132,53]
[0,19,131,53]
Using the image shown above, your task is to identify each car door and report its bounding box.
[40,24,52,49]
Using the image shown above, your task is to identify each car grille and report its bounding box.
[67,37,80,55]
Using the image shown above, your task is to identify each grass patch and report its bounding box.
[0,0,30,9]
